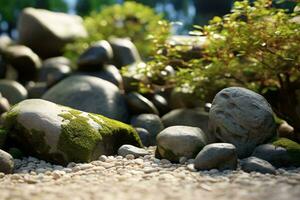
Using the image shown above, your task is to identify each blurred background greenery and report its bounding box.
[0,0,235,37]
[0,0,297,37]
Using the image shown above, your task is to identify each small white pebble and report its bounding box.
[98,155,107,162]
[179,157,187,164]
[187,164,197,172]
[125,154,135,160]
[160,159,171,165]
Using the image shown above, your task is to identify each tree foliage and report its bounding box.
[65,1,167,61]
[125,0,300,129]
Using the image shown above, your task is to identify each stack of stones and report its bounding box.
[0,8,299,177]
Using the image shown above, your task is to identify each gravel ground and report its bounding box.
[0,147,299,200]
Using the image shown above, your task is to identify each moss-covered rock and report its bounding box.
[3,99,142,165]
[273,138,300,166]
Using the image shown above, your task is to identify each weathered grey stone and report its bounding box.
[18,8,87,58]
[126,92,159,115]
[3,99,142,165]
[252,144,292,167]
[0,96,10,114]
[209,87,276,158]
[76,65,123,88]
[151,94,170,116]
[240,156,276,174]
[109,38,141,68]
[2,45,41,82]
[26,82,47,98]
[77,40,113,70]
[194,143,237,171]
[42,56,71,69]
[131,114,164,144]
[0,80,28,105]
[0,35,12,52]
[0,149,14,174]
[39,57,71,86]
[135,127,151,147]
[118,145,149,158]
[156,126,207,162]
[42,75,129,122]
[162,108,209,137]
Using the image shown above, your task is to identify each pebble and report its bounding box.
[0,147,299,200]
[125,154,135,160]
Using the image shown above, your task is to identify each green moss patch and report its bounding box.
[58,110,101,163]
[58,109,142,163]
[273,138,300,166]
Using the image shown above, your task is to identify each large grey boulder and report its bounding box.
[2,99,142,165]
[76,65,123,88]
[209,87,276,158]
[18,8,87,58]
[42,75,129,122]
[0,80,28,105]
[39,56,71,86]
[0,149,14,174]
[194,143,238,171]
[2,45,41,82]
[240,156,276,174]
[156,126,207,162]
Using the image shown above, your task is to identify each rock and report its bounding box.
[76,65,123,88]
[209,87,276,158]
[278,121,295,140]
[0,149,14,174]
[151,94,170,116]
[42,56,71,69]
[42,75,129,122]
[77,40,113,70]
[2,99,142,165]
[126,92,159,115]
[265,138,299,167]
[0,80,28,105]
[156,126,207,162]
[39,59,71,87]
[26,82,47,99]
[194,143,238,171]
[240,156,276,174]
[135,127,151,147]
[118,145,149,158]
[109,38,141,68]
[0,96,10,114]
[162,108,209,137]
[0,35,12,52]
[252,144,292,167]
[131,114,164,145]
[18,8,87,58]
[2,45,41,82]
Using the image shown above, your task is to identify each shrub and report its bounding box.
[125,0,300,130]
[65,1,168,61]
